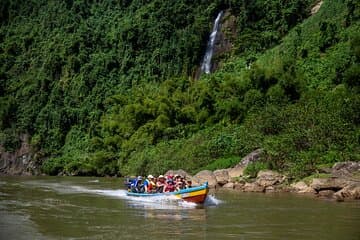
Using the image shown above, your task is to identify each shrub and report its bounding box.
[243,162,268,178]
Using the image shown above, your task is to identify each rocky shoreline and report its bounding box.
[2,138,359,202]
[166,152,360,202]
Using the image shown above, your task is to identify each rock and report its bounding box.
[227,167,244,179]
[256,170,285,187]
[225,149,262,180]
[165,169,191,178]
[235,149,263,168]
[265,186,275,192]
[310,178,347,192]
[334,183,360,201]
[213,169,230,185]
[317,166,332,174]
[317,190,335,198]
[332,161,360,178]
[222,182,234,189]
[311,1,323,15]
[243,182,265,192]
[192,170,218,188]
[234,182,245,191]
[0,134,41,176]
[291,181,316,194]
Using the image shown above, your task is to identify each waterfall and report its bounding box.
[200,11,224,74]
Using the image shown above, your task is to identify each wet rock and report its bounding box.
[317,190,335,198]
[264,186,275,192]
[213,169,230,185]
[192,170,218,188]
[310,178,347,192]
[291,181,316,194]
[222,182,234,189]
[234,182,245,191]
[243,182,265,192]
[256,170,285,187]
[210,10,237,73]
[334,183,360,201]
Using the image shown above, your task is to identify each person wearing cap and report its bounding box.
[156,175,166,193]
[131,176,144,193]
[144,175,156,193]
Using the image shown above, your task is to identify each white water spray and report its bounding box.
[200,11,224,74]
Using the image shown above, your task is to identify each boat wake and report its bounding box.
[23,180,222,210]
[69,185,223,209]
[204,194,223,206]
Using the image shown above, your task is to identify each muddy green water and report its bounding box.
[0,176,359,240]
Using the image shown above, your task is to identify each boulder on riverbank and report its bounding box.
[227,166,244,179]
[192,170,218,188]
[222,182,234,189]
[190,149,263,188]
[290,161,360,201]
[256,170,285,187]
[243,182,265,192]
[310,178,347,192]
[290,181,316,194]
[213,169,230,186]
[165,169,191,178]
[334,183,360,201]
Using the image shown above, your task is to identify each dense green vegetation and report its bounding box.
[1,0,359,180]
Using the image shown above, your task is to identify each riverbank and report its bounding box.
[166,151,360,202]
[2,138,359,202]
[1,176,359,239]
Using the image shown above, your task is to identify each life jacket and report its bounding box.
[164,183,175,192]
[131,179,144,193]
[144,179,153,192]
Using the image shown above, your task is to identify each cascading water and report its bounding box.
[200,11,224,74]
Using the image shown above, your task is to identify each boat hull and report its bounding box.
[126,182,209,204]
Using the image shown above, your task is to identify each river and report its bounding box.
[0,176,359,240]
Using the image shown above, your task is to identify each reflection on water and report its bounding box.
[143,208,207,221]
[0,176,359,240]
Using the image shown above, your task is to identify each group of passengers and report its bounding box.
[129,174,192,193]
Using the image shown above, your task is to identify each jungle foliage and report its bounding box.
[1,0,359,179]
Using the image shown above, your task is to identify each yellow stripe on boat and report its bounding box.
[174,189,208,199]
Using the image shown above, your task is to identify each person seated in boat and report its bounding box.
[164,178,175,192]
[131,176,145,193]
[156,175,166,193]
[186,180,192,188]
[166,174,174,181]
[174,175,183,191]
[125,178,133,192]
[180,176,187,190]
[144,175,156,193]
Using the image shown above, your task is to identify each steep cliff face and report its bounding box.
[195,9,237,78]
[211,10,238,71]
[0,134,42,175]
